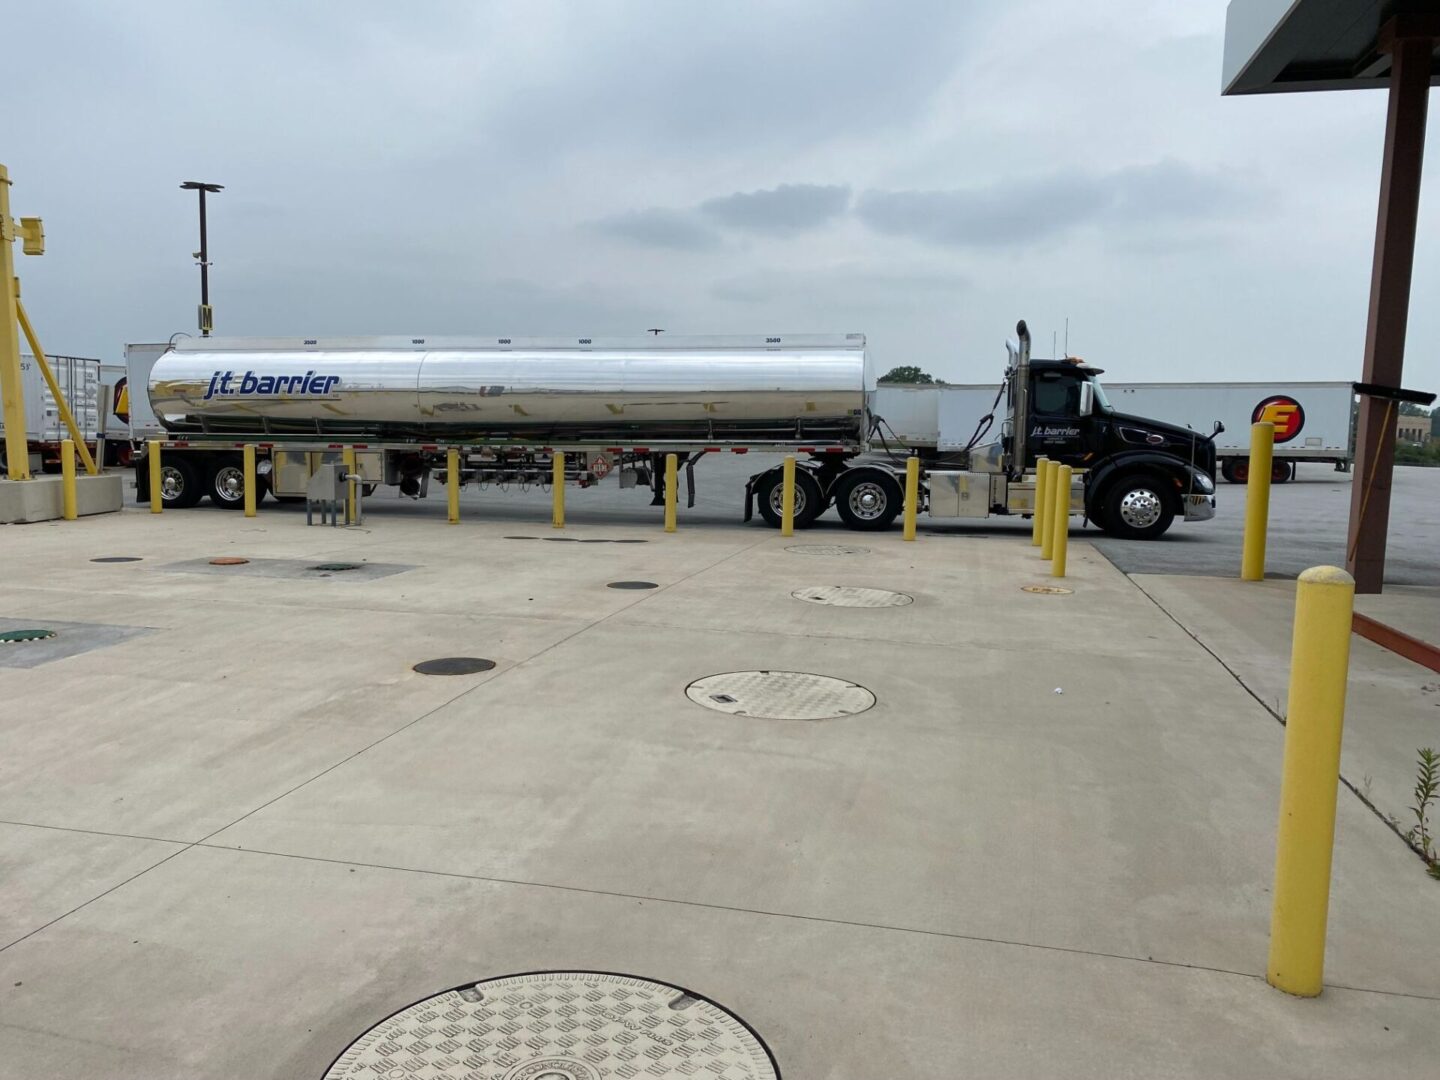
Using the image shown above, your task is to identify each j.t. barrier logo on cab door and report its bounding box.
[1252,395,1305,443]
[202,370,340,400]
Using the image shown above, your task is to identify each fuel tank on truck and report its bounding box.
[148,334,869,442]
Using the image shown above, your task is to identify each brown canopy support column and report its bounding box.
[1346,17,1435,594]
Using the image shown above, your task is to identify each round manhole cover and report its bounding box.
[413,657,497,675]
[90,556,142,563]
[323,971,779,1080]
[792,585,912,608]
[607,580,659,590]
[310,563,363,572]
[542,537,579,542]
[686,671,875,720]
[504,536,541,540]
[0,629,57,645]
[209,557,249,566]
[785,544,869,556]
[1021,585,1074,595]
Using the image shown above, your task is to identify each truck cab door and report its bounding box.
[1028,370,1095,468]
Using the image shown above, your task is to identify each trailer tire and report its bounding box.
[1221,458,1246,484]
[756,468,823,529]
[833,469,903,531]
[1099,473,1175,540]
[158,456,204,508]
[207,455,252,509]
[1272,460,1294,484]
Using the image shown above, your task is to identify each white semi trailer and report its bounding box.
[127,322,1218,538]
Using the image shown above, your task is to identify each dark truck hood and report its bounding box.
[1107,411,1216,473]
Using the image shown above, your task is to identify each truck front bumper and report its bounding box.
[1183,494,1215,522]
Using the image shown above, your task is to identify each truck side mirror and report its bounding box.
[1078,382,1094,417]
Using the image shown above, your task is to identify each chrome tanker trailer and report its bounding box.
[132,323,1216,537]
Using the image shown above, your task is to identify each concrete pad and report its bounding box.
[0,472,124,523]
[155,556,414,582]
[1,844,1436,1080]
[0,822,181,947]
[0,616,154,669]
[1132,574,1440,854]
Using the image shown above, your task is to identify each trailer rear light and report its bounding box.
[731,448,748,454]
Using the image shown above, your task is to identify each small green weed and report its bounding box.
[1406,748,1440,879]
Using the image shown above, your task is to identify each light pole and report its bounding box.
[180,181,223,336]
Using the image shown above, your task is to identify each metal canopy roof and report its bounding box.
[1223,0,1440,94]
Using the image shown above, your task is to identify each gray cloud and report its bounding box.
[700,184,852,232]
[856,161,1260,249]
[591,208,720,251]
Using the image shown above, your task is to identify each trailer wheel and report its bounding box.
[1100,473,1175,540]
[158,456,204,508]
[1271,460,1294,484]
[756,468,823,528]
[1221,459,1247,484]
[206,455,253,509]
[833,469,902,531]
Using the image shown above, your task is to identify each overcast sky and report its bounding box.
[8,1,1439,386]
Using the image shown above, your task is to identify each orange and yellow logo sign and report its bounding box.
[1252,395,1305,443]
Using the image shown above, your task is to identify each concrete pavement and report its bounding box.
[1,502,1437,1078]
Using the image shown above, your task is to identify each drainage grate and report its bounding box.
[786,544,869,556]
[208,557,249,566]
[413,657,497,675]
[310,563,363,572]
[323,971,779,1080]
[792,585,913,608]
[607,580,659,590]
[0,629,57,645]
[90,557,142,563]
[686,670,875,720]
[1021,585,1073,595]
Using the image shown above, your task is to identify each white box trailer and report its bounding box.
[0,353,104,474]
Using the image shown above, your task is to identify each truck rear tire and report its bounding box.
[158,456,204,508]
[1100,473,1175,540]
[207,455,253,509]
[756,468,823,529]
[833,469,902,531]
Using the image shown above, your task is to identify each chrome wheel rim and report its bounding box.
[769,483,807,518]
[1119,488,1163,529]
[160,465,186,499]
[845,481,888,522]
[213,465,245,502]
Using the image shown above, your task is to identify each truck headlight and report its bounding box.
[1193,472,1214,494]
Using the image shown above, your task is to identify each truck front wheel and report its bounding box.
[756,468,824,529]
[833,469,902,531]
[1100,474,1175,540]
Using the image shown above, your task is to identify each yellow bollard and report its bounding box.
[1052,464,1072,578]
[447,447,460,524]
[242,444,257,517]
[1040,460,1058,559]
[902,456,919,541]
[664,453,678,533]
[342,446,357,525]
[1241,422,1275,581]
[779,455,796,537]
[552,451,565,528]
[1267,565,1355,997]
[148,440,163,514]
[1031,455,1050,546]
[60,439,77,520]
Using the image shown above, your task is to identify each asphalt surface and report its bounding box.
[127,454,1440,586]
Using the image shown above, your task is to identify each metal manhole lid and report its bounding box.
[686,670,875,720]
[311,562,364,572]
[413,657,497,675]
[90,556,143,563]
[208,557,250,566]
[606,580,659,590]
[1021,585,1073,595]
[0,629,57,645]
[785,544,869,556]
[792,585,912,608]
[323,971,779,1080]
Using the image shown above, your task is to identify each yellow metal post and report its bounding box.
[1242,421,1275,581]
[779,455,796,537]
[1052,464,1071,578]
[447,447,460,524]
[902,456,919,541]
[1267,565,1355,998]
[342,446,358,525]
[242,444,257,517]
[17,301,96,474]
[1,165,31,481]
[60,438,77,519]
[1031,456,1049,546]
[1040,460,1058,559]
[552,451,565,528]
[664,453,678,533]
[148,440,163,513]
